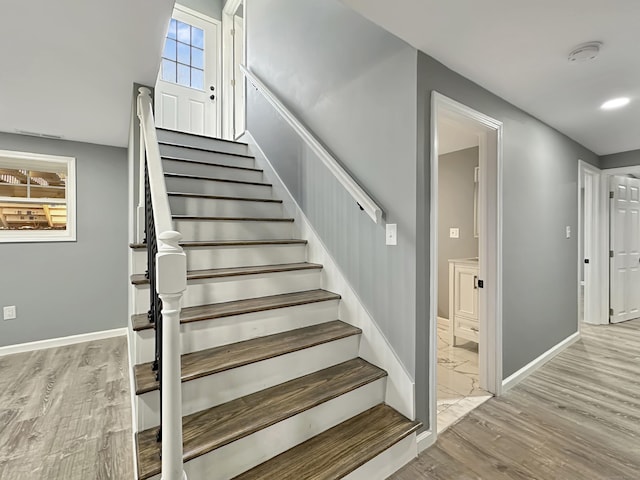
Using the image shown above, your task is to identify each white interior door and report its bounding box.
[155,8,219,137]
[233,14,245,138]
[610,175,640,323]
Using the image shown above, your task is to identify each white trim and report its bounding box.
[417,430,436,453]
[240,65,383,225]
[0,328,127,357]
[502,331,580,392]
[429,92,503,440]
[244,130,415,421]
[222,0,244,141]
[437,316,449,328]
[174,3,217,23]
[578,160,606,326]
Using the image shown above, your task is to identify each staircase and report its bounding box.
[129,128,420,480]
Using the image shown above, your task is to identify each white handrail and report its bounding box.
[136,87,188,480]
[239,65,383,224]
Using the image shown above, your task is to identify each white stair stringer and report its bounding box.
[133,269,321,313]
[132,242,306,274]
[134,297,340,364]
[146,378,386,480]
[136,334,360,431]
[169,195,283,218]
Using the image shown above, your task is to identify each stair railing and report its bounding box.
[137,86,188,480]
[239,65,383,224]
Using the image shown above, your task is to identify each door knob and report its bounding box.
[210,86,215,91]
[210,94,215,100]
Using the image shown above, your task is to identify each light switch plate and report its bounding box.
[566,226,571,239]
[3,306,16,320]
[386,223,397,246]
[449,228,460,239]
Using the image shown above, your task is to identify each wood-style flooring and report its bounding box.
[390,320,640,480]
[0,336,133,480]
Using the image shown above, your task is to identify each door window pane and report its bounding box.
[191,47,203,69]
[177,42,190,65]
[167,19,177,39]
[192,27,204,49]
[163,38,176,61]
[177,21,190,43]
[177,64,190,86]
[191,68,204,90]
[162,59,176,83]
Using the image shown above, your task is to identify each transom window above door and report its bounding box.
[161,18,205,90]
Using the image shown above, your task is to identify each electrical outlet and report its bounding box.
[386,223,397,246]
[449,228,460,239]
[3,306,16,320]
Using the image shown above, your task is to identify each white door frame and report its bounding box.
[222,0,246,140]
[599,165,640,324]
[429,92,503,437]
[578,160,607,326]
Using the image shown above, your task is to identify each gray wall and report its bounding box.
[438,147,479,319]
[600,149,640,169]
[178,0,224,20]
[416,52,600,428]
[245,0,418,375]
[0,133,128,346]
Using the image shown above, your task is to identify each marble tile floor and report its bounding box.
[437,323,492,432]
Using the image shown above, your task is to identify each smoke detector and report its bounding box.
[568,42,602,63]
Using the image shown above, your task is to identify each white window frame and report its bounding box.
[0,150,76,243]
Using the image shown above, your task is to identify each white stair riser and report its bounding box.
[165,176,272,198]
[137,334,360,431]
[342,434,417,480]
[169,196,283,217]
[157,132,249,156]
[174,219,293,241]
[159,145,254,168]
[134,299,340,364]
[131,243,306,275]
[146,379,386,480]
[163,159,263,183]
[133,270,321,313]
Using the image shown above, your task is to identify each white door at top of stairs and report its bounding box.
[610,175,640,324]
[155,6,220,137]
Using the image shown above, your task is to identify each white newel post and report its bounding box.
[156,231,188,480]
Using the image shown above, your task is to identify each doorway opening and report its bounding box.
[430,92,503,436]
[222,0,246,141]
[154,4,221,137]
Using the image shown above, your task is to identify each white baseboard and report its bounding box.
[417,429,436,453]
[245,131,415,421]
[0,328,128,357]
[502,331,580,392]
[437,316,449,328]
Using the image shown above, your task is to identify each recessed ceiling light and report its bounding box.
[601,97,630,110]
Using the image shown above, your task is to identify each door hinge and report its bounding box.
[610,191,615,199]
[610,250,614,258]
[231,79,236,87]
[231,29,235,36]
[609,308,614,316]
[478,279,484,288]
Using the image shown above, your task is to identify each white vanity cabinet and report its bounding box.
[448,258,479,345]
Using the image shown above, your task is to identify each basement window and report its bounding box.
[0,150,76,243]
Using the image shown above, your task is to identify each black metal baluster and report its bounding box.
[144,160,163,443]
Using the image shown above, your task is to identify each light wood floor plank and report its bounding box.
[0,336,133,480]
[390,320,640,480]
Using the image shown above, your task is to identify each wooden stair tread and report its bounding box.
[168,192,282,203]
[129,239,305,250]
[172,215,294,222]
[156,127,248,146]
[132,289,340,331]
[135,358,385,480]
[162,156,262,172]
[130,262,321,285]
[134,320,360,394]
[233,404,421,480]
[164,173,269,187]
[159,140,254,158]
